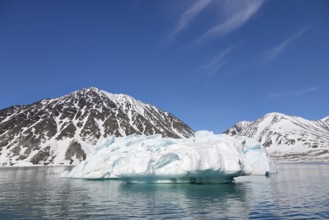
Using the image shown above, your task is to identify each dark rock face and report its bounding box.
[65,142,86,164]
[225,112,329,161]
[31,146,51,165]
[0,87,194,166]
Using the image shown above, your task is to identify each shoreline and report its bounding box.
[1,161,329,168]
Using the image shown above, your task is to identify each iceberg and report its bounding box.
[238,137,276,175]
[62,131,274,183]
[204,134,276,175]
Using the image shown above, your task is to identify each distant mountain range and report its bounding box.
[225,112,329,162]
[0,87,194,166]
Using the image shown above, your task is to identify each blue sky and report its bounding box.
[0,0,328,133]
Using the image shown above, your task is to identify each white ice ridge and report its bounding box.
[62,131,274,183]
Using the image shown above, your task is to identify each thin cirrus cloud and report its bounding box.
[266,86,319,100]
[164,0,213,46]
[162,0,264,46]
[260,26,310,61]
[197,0,264,43]
[198,47,232,77]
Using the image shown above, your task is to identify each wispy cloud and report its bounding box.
[198,47,232,77]
[266,86,319,100]
[260,26,310,61]
[162,0,264,47]
[197,0,264,43]
[162,0,213,47]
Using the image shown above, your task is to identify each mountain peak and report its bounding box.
[71,87,142,105]
[74,86,104,94]
[263,112,293,119]
[72,87,109,96]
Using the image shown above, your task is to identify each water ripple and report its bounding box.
[0,164,328,219]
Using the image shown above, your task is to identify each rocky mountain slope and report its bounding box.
[225,121,252,136]
[0,87,194,166]
[225,112,329,162]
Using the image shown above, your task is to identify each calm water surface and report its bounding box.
[0,163,328,219]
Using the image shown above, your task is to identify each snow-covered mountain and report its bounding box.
[0,87,194,166]
[225,112,329,162]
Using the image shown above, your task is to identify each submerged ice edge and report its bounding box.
[63,131,275,183]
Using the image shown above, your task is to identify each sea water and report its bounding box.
[0,163,328,219]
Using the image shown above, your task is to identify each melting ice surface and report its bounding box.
[62,131,274,183]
